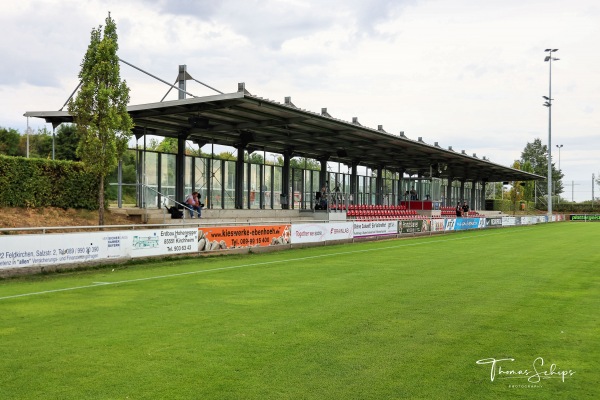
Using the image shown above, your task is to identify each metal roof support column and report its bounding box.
[376,166,383,206]
[281,151,292,209]
[175,65,188,205]
[235,147,245,209]
[470,183,477,210]
[446,177,453,207]
[176,133,187,204]
[319,158,329,190]
[460,180,466,203]
[178,65,187,100]
[350,162,359,205]
[479,181,487,211]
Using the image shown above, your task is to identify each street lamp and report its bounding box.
[543,48,559,219]
[556,144,563,204]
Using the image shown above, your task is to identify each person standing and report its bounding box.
[410,187,417,200]
[455,202,463,217]
[462,201,469,216]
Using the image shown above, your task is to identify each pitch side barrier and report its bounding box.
[570,214,600,222]
[0,215,564,276]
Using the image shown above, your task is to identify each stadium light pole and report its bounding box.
[543,48,559,219]
[556,144,563,204]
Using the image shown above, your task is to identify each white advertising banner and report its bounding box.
[0,228,198,270]
[0,231,129,270]
[353,220,398,238]
[130,228,199,258]
[430,219,445,232]
[502,216,516,226]
[291,222,353,244]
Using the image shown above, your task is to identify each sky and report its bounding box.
[1,0,599,201]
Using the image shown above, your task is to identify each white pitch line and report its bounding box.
[0,229,517,301]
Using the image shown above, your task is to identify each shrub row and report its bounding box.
[0,155,99,209]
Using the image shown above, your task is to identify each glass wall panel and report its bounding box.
[249,163,260,208]
[160,153,176,208]
[291,169,303,209]
[195,158,208,207]
[210,159,223,209]
[224,160,236,209]
[370,176,377,205]
[184,156,193,197]
[264,165,272,209]
[273,166,282,208]
[143,151,159,208]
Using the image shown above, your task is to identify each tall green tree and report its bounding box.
[68,13,133,225]
[0,127,21,156]
[55,124,80,161]
[520,138,563,197]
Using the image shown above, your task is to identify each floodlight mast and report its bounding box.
[543,48,559,219]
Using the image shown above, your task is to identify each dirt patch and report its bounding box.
[0,207,134,230]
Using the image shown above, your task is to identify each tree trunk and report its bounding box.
[98,175,105,226]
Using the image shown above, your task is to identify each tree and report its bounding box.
[246,153,264,164]
[68,13,133,225]
[18,127,53,159]
[290,157,320,170]
[55,124,80,161]
[217,151,236,161]
[520,138,563,197]
[0,127,21,156]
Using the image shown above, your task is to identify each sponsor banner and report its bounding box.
[353,220,398,238]
[520,216,534,225]
[0,230,132,269]
[430,219,445,232]
[570,214,600,222]
[444,218,457,231]
[486,217,503,227]
[291,222,353,244]
[196,225,291,251]
[399,220,431,234]
[502,216,516,226]
[454,218,485,231]
[131,228,198,258]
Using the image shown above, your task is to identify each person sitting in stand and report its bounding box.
[455,202,463,217]
[319,185,328,209]
[462,201,469,216]
[185,191,203,218]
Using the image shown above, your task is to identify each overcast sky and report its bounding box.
[1,0,599,200]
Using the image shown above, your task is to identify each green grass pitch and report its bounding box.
[1,223,598,399]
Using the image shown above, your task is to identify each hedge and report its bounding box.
[0,155,99,209]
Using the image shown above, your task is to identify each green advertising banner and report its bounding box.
[570,214,600,222]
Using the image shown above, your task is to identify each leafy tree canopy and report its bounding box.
[520,137,563,195]
[0,127,20,156]
[55,124,80,161]
[68,13,133,224]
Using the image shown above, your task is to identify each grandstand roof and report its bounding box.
[25,84,541,183]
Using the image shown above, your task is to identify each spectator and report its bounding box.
[410,187,417,200]
[462,201,469,216]
[185,191,203,218]
[455,202,463,217]
[333,184,341,207]
[319,185,328,209]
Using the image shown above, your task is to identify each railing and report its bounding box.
[110,182,197,222]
